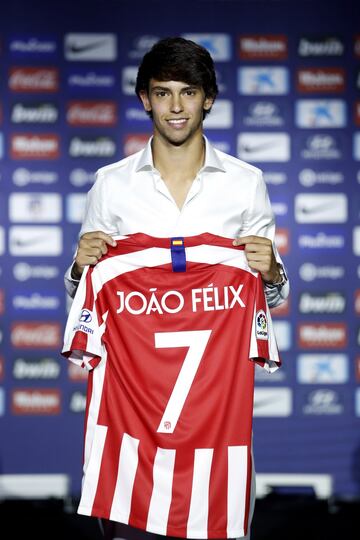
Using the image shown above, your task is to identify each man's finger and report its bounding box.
[233,235,270,246]
[81,231,117,247]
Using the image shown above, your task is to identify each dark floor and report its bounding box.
[0,495,358,540]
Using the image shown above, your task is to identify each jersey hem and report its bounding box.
[77,505,246,539]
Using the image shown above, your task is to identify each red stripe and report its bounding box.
[207,446,228,538]
[166,449,193,537]
[128,441,156,530]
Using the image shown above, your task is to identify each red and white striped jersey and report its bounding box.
[62,233,280,539]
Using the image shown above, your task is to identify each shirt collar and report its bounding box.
[135,135,226,173]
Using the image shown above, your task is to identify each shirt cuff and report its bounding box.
[64,263,80,299]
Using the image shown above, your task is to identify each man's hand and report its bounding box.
[233,235,281,284]
[71,231,117,279]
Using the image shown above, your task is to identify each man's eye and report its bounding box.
[155,91,167,97]
[185,90,196,96]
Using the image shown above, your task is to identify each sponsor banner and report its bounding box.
[125,104,149,123]
[0,226,5,255]
[68,363,88,382]
[356,69,360,91]
[263,172,287,185]
[13,357,61,380]
[203,99,233,128]
[356,389,360,417]
[0,289,4,315]
[0,103,2,124]
[273,321,292,351]
[122,66,138,95]
[298,168,344,187]
[69,168,96,188]
[66,100,117,126]
[13,262,59,281]
[237,132,290,162]
[9,226,62,256]
[296,68,345,93]
[298,232,345,250]
[354,227,360,256]
[64,33,117,61]
[9,193,62,223]
[255,362,287,382]
[11,134,60,160]
[355,102,360,126]
[123,133,150,156]
[11,321,62,348]
[356,357,360,382]
[12,388,61,415]
[355,290,360,315]
[302,389,344,415]
[12,167,58,187]
[298,35,345,57]
[66,193,87,223]
[0,356,4,381]
[239,35,288,60]
[298,322,347,348]
[238,66,289,95]
[0,388,4,416]
[299,133,343,160]
[275,228,289,255]
[270,199,288,218]
[295,193,347,223]
[239,100,285,127]
[0,133,4,159]
[67,67,116,93]
[206,137,232,155]
[69,390,87,413]
[69,136,116,158]
[295,99,346,128]
[253,387,292,416]
[299,263,345,282]
[297,354,348,384]
[353,133,360,160]
[8,35,58,58]
[299,291,346,314]
[9,67,59,92]
[127,35,160,59]
[182,33,231,61]
[11,102,59,124]
[12,292,61,312]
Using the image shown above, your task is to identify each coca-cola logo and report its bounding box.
[9,67,59,92]
[123,134,150,156]
[298,323,347,348]
[67,101,117,126]
[0,356,4,381]
[11,322,62,348]
[275,228,289,255]
[355,290,360,315]
[270,298,290,317]
[12,388,61,414]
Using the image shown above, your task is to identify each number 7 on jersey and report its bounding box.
[155,330,212,433]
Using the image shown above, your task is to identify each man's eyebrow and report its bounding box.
[150,85,199,92]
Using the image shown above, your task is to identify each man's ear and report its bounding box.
[139,90,152,112]
[203,96,214,112]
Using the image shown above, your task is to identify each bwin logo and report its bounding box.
[79,309,92,323]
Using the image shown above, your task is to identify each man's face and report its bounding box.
[139,79,213,146]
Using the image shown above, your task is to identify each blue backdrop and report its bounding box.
[0,0,359,501]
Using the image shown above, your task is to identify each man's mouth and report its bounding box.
[167,118,188,127]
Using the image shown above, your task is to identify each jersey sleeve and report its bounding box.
[249,274,281,373]
[62,266,104,370]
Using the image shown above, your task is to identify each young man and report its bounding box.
[64,37,289,540]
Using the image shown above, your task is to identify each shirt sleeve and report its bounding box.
[249,274,281,373]
[62,266,104,370]
[64,169,119,298]
[244,170,289,308]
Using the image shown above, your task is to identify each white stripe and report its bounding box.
[78,424,107,515]
[187,448,213,538]
[146,447,176,535]
[110,433,140,523]
[227,445,248,537]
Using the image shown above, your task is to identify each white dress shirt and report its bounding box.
[65,136,289,305]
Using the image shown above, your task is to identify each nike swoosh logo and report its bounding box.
[13,236,49,247]
[240,140,279,153]
[253,397,280,408]
[299,201,336,214]
[67,39,109,55]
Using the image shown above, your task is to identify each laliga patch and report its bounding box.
[256,309,268,340]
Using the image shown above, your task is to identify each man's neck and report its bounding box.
[151,132,205,181]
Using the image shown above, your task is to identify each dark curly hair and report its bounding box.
[135,37,218,117]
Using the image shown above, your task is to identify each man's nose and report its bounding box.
[170,94,183,113]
